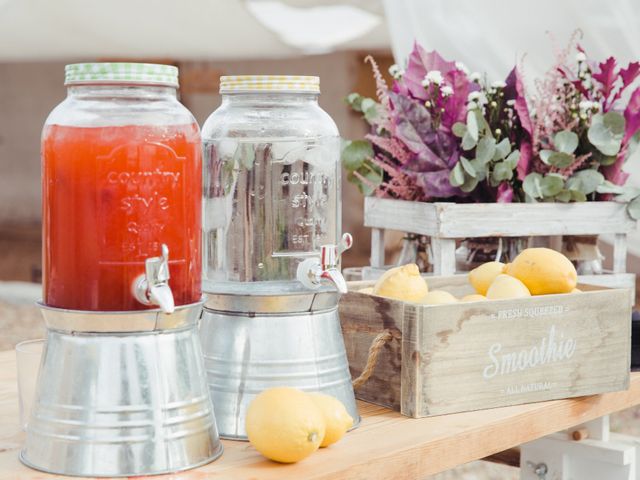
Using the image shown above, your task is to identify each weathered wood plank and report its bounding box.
[364,198,637,237]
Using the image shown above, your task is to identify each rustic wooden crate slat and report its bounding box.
[341,277,631,418]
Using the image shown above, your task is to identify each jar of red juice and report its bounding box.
[42,63,201,311]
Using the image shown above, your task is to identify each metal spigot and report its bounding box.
[133,244,175,314]
[296,233,353,294]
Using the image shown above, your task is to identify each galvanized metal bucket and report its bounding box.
[200,290,359,440]
[21,301,223,477]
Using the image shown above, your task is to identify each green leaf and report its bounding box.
[346,93,363,111]
[460,156,476,178]
[449,162,465,187]
[504,150,520,170]
[547,152,575,168]
[460,175,479,193]
[588,112,624,156]
[348,163,383,196]
[360,98,376,113]
[615,186,640,202]
[492,162,513,183]
[569,189,587,202]
[476,136,496,164]
[596,180,625,195]
[555,190,572,202]
[467,110,479,141]
[565,169,604,195]
[523,173,544,199]
[468,159,486,180]
[461,131,477,151]
[539,149,554,165]
[452,122,467,138]
[494,138,511,159]
[341,140,373,171]
[540,174,565,197]
[554,130,579,154]
[628,196,640,220]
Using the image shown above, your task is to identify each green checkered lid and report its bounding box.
[64,63,179,87]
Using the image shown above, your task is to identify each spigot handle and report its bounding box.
[297,233,354,294]
[133,244,175,313]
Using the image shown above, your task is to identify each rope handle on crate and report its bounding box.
[351,329,394,390]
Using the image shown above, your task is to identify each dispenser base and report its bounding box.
[200,305,360,440]
[22,305,223,477]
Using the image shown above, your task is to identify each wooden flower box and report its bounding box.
[364,198,637,293]
[340,276,631,418]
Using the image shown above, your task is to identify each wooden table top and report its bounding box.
[1,350,639,479]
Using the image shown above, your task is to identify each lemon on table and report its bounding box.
[486,274,531,300]
[468,261,505,295]
[309,393,353,447]
[505,248,577,295]
[421,290,458,305]
[373,264,428,302]
[246,387,325,463]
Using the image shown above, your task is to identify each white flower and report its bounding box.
[468,91,488,105]
[506,99,516,106]
[491,80,507,89]
[388,64,404,79]
[467,101,478,111]
[441,85,453,96]
[579,100,601,113]
[424,70,443,86]
[468,91,482,101]
[469,72,482,83]
[455,61,469,75]
[576,52,587,63]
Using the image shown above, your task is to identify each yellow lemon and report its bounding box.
[309,393,353,447]
[486,274,531,300]
[461,294,487,302]
[246,387,325,463]
[373,264,428,302]
[421,290,458,305]
[506,248,577,295]
[571,288,583,293]
[468,261,505,295]
[358,287,374,294]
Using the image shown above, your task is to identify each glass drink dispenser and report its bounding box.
[200,75,358,440]
[22,63,221,477]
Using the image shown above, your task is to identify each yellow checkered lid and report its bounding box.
[219,75,320,94]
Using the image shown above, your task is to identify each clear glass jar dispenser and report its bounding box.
[201,75,340,294]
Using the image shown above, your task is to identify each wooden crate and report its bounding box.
[364,198,637,293]
[340,276,631,418]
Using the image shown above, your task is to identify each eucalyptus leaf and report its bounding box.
[596,180,626,195]
[588,112,623,156]
[547,152,575,168]
[523,172,544,199]
[554,130,579,154]
[452,122,467,138]
[460,156,476,178]
[540,174,565,197]
[628,196,640,220]
[460,175,479,193]
[350,163,383,196]
[467,110,479,141]
[346,92,362,111]
[504,150,520,170]
[462,131,477,151]
[565,169,604,195]
[476,136,496,164]
[603,111,626,135]
[449,162,465,187]
[492,162,513,183]
[494,138,511,159]
[555,190,572,202]
[363,104,380,124]
[570,189,587,202]
[360,98,376,113]
[616,186,640,202]
[341,140,373,171]
[469,159,487,181]
[539,149,554,165]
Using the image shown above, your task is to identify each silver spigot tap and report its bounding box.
[296,233,353,294]
[133,244,175,313]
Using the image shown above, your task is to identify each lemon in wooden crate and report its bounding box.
[468,261,505,295]
[246,387,325,463]
[309,393,353,447]
[421,290,458,305]
[460,294,487,302]
[506,248,577,295]
[373,264,428,302]
[486,274,531,299]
